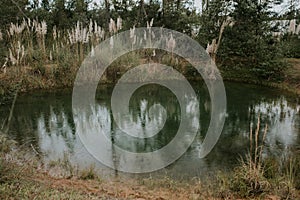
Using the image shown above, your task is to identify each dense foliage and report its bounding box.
[0,0,299,82]
[219,0,285,81]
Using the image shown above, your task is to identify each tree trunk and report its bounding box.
[105,0,110,24]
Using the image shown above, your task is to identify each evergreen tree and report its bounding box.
[219,0,285,81]
[0,0,29,29]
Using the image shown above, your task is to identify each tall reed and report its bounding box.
[231,116,270,197]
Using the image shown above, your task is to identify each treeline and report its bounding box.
[0,0,198,33]
[0,0,300,83]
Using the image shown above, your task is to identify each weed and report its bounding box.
[79,164,98,180]
[229,117,271,197]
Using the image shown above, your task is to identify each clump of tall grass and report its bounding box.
[6,19,48,69]
[3,18,108,72]
[46,152,78,178]
[79,164,98,180]
[273,149,300,199]
[0,16,203,92]
[230,116,271,197]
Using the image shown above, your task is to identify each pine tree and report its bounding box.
[219,0,285,81]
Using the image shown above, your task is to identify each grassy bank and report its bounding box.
[221,58,300,95]
[1,57,300,105]
[1,118,300,200]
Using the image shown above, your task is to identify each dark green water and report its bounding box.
[1,81,300,179]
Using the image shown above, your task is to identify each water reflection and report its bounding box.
[73,83,200,173]
[254,99,300,148]
[0,82,299,178]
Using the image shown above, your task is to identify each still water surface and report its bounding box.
[1,81,299,179]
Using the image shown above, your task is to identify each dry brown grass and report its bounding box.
[285,58,300,93]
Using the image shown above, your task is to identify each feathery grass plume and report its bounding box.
[31,19,36,32]
[75,21,79,42]
[206,39,217,54]
[68,30,74,44]
[139,38,143,45]
[151,30,155,39]
[89,19,93,34]
[52,26,59,61]
[289,19,296,34]
[9,21,26,36]
[9,48,17,65]
[20,44,25,65]
[23,19,34,57]
[109,18,117,34]
[110,37,114,49]
[207,16,233,63]
[68,21,89,44]
[94,20,98,39]
[166,33,176,60]
[91,46,95,57]
[165,33,176,63]
[129,26,136,49]
[133,35,137,45]
[296,24,300,35]
[1,58,8,74]
[37,20,47,35]
[49,51,53,61]
[8,40,25,68]
[94,21,98,32]
[231,117,270,197]
[98,26,105,38]
[0,30,3,41]
[146,18,153,29]
[206,43,210,53]
[89,21,95,46]
[117,17,122,31]
[130,26,135,39]
[57,29,61,40]
[144,30,147,40]
[67,21,90,61]
[53,26,57,40]
[146,19,155,47]
[35,20,47,57]
[16,41,20,65]
[166,33,176,51]
[27,18,31,27]
[147,18,154,31]
[98,27,105,40]
[150,18,154,27]
[7,21,27,68]
[82,27,88,43]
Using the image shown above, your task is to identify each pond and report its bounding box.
[1,81,300,180]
